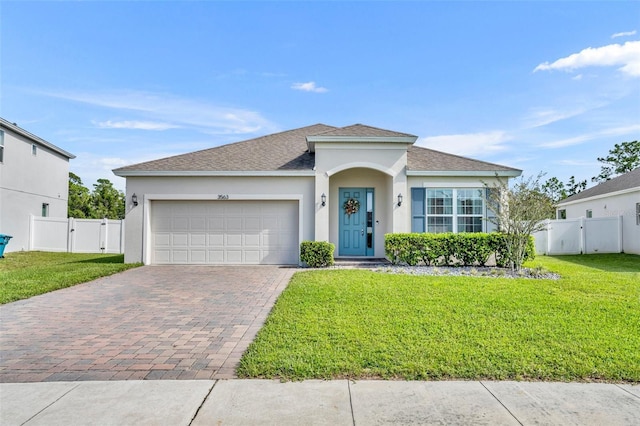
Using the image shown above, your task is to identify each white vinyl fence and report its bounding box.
[29,216,124,254]
[533,216,622,255]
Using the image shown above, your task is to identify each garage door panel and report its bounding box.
[208,217,224,231]
[172,250,188,263]
[190,234,206,246]
[226,217,243,231]
[244,233,261,246]
[191,250,206,263]
[226,250,242,263]
[172,234,189,246]
[244,217,261,230]
[154,250,171,263]
[208,233,224,246]
[151,200,298,265]
[244,250,261,263]
[173,217,189,231]
[190,217,206,231]
[155,233,171,246]
[208,250,224,263]
[226,234,242,246]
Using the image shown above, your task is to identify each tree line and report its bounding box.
[540,140,639,204]
[68,172,125,220]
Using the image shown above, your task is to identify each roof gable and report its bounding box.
[558,167,640,205]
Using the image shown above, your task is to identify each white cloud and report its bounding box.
[539,124,640,148]
[524,108,584,128]
[416,131,511,157]
[40,89,278,135]
[291,81,328,93]
[611,30,637,39]
[534,41,640,77]
[94,120,180,131]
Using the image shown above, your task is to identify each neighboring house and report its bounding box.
[555,167,640,255]
[0,118,75,253]
[113,124,521,265]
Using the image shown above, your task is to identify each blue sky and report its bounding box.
[2,1,639,192]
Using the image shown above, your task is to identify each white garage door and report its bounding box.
[151,200,298,265]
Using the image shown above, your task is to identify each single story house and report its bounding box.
[113,124,521,265]
[0,118,75,253]
[555,167,640,255]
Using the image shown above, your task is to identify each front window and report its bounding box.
[457,189,484,232]
[427,189,453,232]
[413,188,487,233]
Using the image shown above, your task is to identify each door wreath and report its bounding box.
[343,198,360,216]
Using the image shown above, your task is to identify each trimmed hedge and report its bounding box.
[385,233,535,267]
[300,241,335,268]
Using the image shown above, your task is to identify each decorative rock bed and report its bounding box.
[373,265,560,280]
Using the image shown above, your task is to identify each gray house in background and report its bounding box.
[0,118,75,253]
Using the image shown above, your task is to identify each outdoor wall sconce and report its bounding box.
[132,193,138,207]
[321,193,326,207]
[397,193,403,207]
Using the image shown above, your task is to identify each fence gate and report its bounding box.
[30,216,124,254]
[533,216,622,255]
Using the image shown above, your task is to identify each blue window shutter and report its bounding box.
[411,188,425,233]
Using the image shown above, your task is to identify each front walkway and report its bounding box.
[0,266,295,382]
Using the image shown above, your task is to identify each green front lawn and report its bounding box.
[238,254,640,382]
[0,251,141,304]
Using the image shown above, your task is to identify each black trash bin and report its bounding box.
[0,234,13,258]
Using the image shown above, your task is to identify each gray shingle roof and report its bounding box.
[114,124,335,173]
[113,123,519,175]
[558,167,640,204]
[407,145,521,173]
[311,123,417,138]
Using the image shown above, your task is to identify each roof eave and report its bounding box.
[407,170,522,177]
[556,186,640,207]
[112,170,316,178]
[0,118,76,159]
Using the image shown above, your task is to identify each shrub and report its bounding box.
[300,241,335,268]
[385,233,535,267]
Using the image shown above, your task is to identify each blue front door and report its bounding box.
[339,188,374,256]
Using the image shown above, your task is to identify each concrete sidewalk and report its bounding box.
[1,380,639,425]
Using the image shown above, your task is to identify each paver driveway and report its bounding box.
[0,266,295,383]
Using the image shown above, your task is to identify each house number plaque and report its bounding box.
[217,194,230,200]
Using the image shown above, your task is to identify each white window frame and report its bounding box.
[422,188,487,233]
